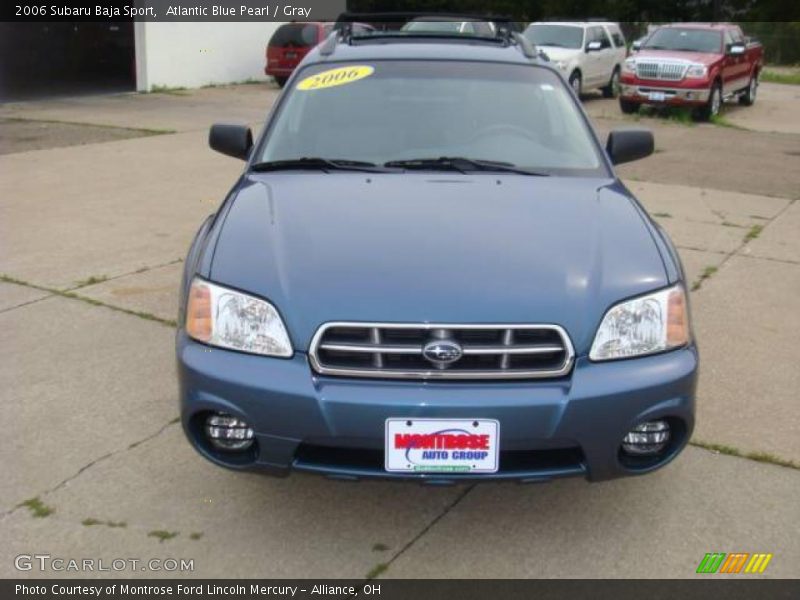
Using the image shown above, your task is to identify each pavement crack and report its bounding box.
[690,440,800,471]
[365,483,475,580]
[690,198,796,293]
[0,273,177,327]
[675,245,728,255]
[0,116,177,136]
[0,293,55,315]
[64,258,183,292]
[735,253,800,266]
[0,418,180,521]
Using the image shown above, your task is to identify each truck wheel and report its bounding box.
[569,71,582,97]
[274,76,288,88]
[695,81,722,121]
[619,98,640,114]
[739,73,758,106]
[602,68,621,98]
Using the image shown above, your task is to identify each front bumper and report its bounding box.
[177,332,697,483]
[620,83,711,106]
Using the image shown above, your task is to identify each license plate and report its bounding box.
[285,52,297,59]
[648,91,667,102]
[385,418,499,473]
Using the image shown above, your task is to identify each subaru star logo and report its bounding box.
[422,340,463,367]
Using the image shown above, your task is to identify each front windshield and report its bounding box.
[643,28,722,53]
[258,61,602,175]
[524,25,584,49]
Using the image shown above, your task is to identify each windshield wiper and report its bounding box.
[384,157,549,176]
[250,157,393,173]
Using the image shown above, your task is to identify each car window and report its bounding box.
[723,29,734,48]
[590,27,611,49]
[643,28,722,53]
[524,24,584,50]
[403,21,465,34]
[474,21,496,36]
[608,27,625,48]
[258,61,604,175]
[269,23,318,48]
[729,28,744,44]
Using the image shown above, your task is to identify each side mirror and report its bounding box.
[729,43,746,56]
[631,39,642,51]
[209,123,253,160]
[586,40,602,52]
[606,129,654,165]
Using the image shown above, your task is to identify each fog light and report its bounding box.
[621,420,670,455]
[204,413,254,451]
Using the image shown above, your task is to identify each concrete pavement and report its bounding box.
[1,82,798,579]
[587,84,800,200]
[0,83,279,134]
[388,447,799,578]
[0,130,238,290]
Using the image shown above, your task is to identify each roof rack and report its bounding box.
[322,12,537,59]
[333,12,521,27]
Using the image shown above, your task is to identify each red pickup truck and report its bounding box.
[619,23,763,120]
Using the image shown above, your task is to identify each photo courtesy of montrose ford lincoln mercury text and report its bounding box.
[176,17,698,483]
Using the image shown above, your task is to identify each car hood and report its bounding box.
[633,49,721,65]
[209,174,667,355]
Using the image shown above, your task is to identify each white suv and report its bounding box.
[523,22,627,97]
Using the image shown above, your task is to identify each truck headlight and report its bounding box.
[185,277,293,357]
[554,60,567,71]
[686,63,708,78]
[622,58,636,74]
[590,284,689,361]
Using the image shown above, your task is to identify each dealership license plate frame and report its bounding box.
[385,418,500,474]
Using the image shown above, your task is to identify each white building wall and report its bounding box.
[135,22,285,91]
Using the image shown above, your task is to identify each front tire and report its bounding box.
[602,67,621,98]
[619,98,640,114]
[695,81,722,121]
[568,71,582,97]
[739,72,758,106]
[274,76,288,88]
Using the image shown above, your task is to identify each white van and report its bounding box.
[524,22,628,97]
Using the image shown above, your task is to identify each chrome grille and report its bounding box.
[308,322,574,380]
[635,61,686,81]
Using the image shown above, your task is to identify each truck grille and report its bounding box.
[308,322,574,380]
[635,61,687,81]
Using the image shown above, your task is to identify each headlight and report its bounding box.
[554,60,567,70]
[590,284,690,361]
[622,58,636,74]
[185,278,292,357]
[686,63,708,78]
